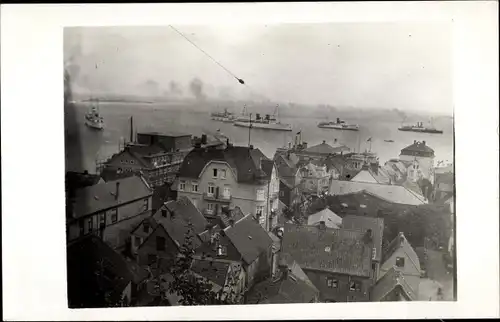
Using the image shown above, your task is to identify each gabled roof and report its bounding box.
[281,223,373,277]
[400,141,435,157]
[274,152,300,169]
[342,215,384,262]
[246,269,319,304]
[190,258,233,288]
[329,179,426,205]
[304,141,348,155]
[223,214,273,265]
[382,232,421,272]
[71,175,152,220]
[153,197,208,246]
[371,266,417,301]
[67,235,144,307]
[178,146,270,184]
[99,167,136,183]
[261,159,275,177]
[307,208,342,229]
[131,216,159,238]
[219,206,245,229]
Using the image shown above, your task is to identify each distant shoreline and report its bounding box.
[82,98,154,104]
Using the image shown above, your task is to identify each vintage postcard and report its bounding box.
[2,2,499,321]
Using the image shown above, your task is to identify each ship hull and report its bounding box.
[398,128,443,134]
[234,121,292,131]
[318,124,359,131]
[85,120,104,130]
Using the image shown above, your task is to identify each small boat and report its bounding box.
[398,121,443,134]
[318,118,359,131]
[384,139,394,143]
[85,100,104,130]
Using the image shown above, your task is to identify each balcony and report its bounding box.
[203,191,232,203]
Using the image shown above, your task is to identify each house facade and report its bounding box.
[175,145,279,231]
[399,140,436,184]
[296,161,332,197]
[379,232,421,295]
[281,223,374,302]
[98,131,194,188]
[66,175,153,245]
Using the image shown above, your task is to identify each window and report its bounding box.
[87,218,93,232]
[280,191,284,197]
[143,198,149,211]
[130,160,135,164]
[256,189,265,201]
[256,205,264,215]
[396,257,405,268]
[179,180,186,191]
[217,244,227,256]
[223,186,231,199]
[207,184,215,196]
[213,168,218,178]
[134,236,142,247]
[99,213,106,225]
[207,203,214,211]
[156,236,166,251]
[143,222,150,233]
[192,181,198,192]
[372,247,377,260]
[161,209,167,218]
[220,169,227,179]
[110,208,118,223]
[327,277,338,288]
[349,280,360,292]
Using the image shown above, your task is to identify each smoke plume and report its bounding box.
[189,77,206,101]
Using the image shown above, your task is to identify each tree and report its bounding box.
[164,222,243,305]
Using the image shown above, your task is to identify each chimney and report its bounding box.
[229,218,235,226]
[302,142,308,149]
[249,144,254,150]
[319,220,326,230]
[278,263,289,280]
[322,140,326,144]
[288,142,292,149]
[414,140,417,144]
[398,232,405,244]
[422,140,426,145]
[83,170,89,175]
[201,134,208,145]
[115,182,120,200]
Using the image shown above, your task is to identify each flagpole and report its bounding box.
[248,113,252,147]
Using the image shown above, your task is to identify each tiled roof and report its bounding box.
[400,141,435,156]
[342,215,384,262]
[71,175,152,220]
[178,146,270,184]
[99,167,136,183]
[371,266,417,301]
[223,214,273,265]
[138,130,191,138]
[329,179,426,205]
[190,258,231,288]
[100,210,154,249]
[281,223,373,277]
[307,208,342,229]
[304,142,348,155]
[131,216,159,238]
[246,269,319,304]
[382,232,421,272]
[274,152,300,169]
[261,159,275,177]
[153,197,208,246]
[67,235,142,307]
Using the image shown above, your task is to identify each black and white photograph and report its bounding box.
[2,2,499,320]
[64,23,456,307]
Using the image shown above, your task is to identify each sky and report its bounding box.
[64,23,453,115]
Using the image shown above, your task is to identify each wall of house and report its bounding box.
[379,249,421,294]
[399,154,435,184]
[176,161,270,228]
[279,181,292,207]
[305,270,371,302]
[67,196,152,242]
[137,226,179,270]
[106,150,145,173]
